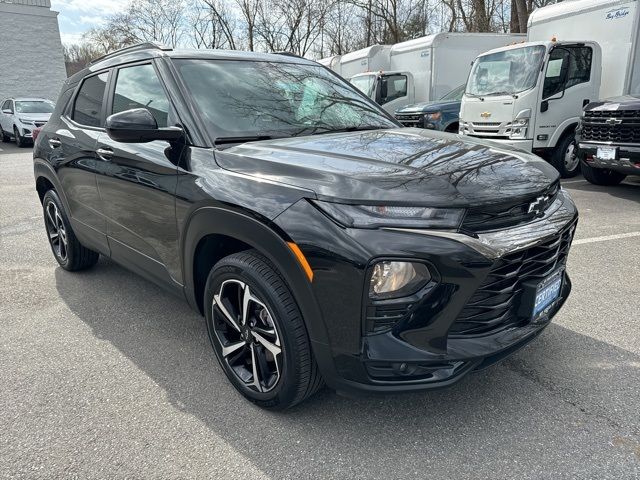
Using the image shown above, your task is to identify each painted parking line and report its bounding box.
[562,179,588,185]
[573,231,640,246]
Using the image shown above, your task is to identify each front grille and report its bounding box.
[462,182,560,233]
[471,121,501,127]
[449,221,576,337]
[395,113,423,127]
[582,110,640,143]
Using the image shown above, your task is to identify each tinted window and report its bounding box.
[112,64,170,127]
[380,74,407,105]
[175,60,395,138]
[440,84,465,101]
[73,72,108,127]
[543,46,592,99]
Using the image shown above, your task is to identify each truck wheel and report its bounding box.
[204,250,323,409]
[551,134,580,178]
[581,161,626,186]
[42,190,99,270]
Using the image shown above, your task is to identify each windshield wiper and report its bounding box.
[311,126,388,135]
[483,91,515,97]
[213,135,275,146]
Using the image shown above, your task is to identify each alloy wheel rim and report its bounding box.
[564,142,579,171]
[212,279,282,393]
[45,201,68,261]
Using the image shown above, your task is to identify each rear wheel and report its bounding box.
[581,161,626,186]
[204,250,323,409]
[551,133,580,178]
[42,190,99,270]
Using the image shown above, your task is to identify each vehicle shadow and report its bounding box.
[568,176,640,202]
[54,259,640,477]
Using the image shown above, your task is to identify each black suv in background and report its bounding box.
[34,43,578,409]
[578,95,640,185]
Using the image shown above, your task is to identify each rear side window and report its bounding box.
[112,64,170,127]
[73,72,109,127]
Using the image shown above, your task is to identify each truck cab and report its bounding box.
[459,40,602,177]
[351,71,414,113]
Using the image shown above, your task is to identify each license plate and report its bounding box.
[532,271,563,317]
[596,146,617,160]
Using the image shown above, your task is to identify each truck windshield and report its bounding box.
[175,60,395,138]
[467,45,546,96]
[15,100,54,114]
[350,74,377,98]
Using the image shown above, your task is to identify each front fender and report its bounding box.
[181,206,331,348]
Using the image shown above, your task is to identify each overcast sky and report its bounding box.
[51,0,129,45]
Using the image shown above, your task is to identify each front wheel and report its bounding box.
[551,134,580,178]
[1,129,10,142]
[42,190,99,270]
[14,127,26,148]
[581,161,626,186]
[204,250,323,409]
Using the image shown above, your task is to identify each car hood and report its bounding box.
[216,128,559,207]
[396,100,461,114]
[585,95,640,111]
[17,113,51,122]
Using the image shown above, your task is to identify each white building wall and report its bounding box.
[0,0,67,102]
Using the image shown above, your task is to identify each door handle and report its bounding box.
[48,138,61,148]
[96,147,114,161]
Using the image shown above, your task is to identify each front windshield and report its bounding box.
[175,60,395,138]
[15,100,54,114]
[467,45,546,96]
[440,84,465,101]
[350,74,376,98]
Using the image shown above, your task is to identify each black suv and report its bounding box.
[34,43,578,409]
[578,95,640,185]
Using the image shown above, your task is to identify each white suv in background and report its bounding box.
[0,98,55,147]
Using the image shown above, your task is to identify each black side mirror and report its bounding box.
[540,100,549,113]
[105,108,183,143]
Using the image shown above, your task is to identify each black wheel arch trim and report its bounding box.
[34,159,71,210]
[181,206,332,350]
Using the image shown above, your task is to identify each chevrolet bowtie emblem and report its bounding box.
[480,112,491,118]
[605,117,622,125]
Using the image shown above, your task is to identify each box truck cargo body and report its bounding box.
[349,33,523,113]
[459,0,640,177]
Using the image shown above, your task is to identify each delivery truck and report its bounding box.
[347,33,523,113]
[459,0,640,177]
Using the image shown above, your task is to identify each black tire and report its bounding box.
[204,250,323,409]
[42,190,99,271]
[550,133,580,178]
[14,127,26,148]
[581,161,626,186]
[1,129,10,142]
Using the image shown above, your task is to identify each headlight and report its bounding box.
[312,200,465,229]
[424,111,442,121]
[509,118,528,139]
[18,118,33,125]
[369,261,431,299]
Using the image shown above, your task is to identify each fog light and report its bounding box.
[369,261,431,299]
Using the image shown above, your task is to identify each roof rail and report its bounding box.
[90,42,172,65]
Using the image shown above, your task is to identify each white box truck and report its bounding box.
[459,0,640,177]
[348,33,523,114]
[317,54,342,76]
[338,45,391,81]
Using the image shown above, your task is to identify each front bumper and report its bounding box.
[464,135,533,152]
[578,141,640,176]
[276,191,578,394]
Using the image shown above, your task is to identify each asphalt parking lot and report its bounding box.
[1,140,639,479]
